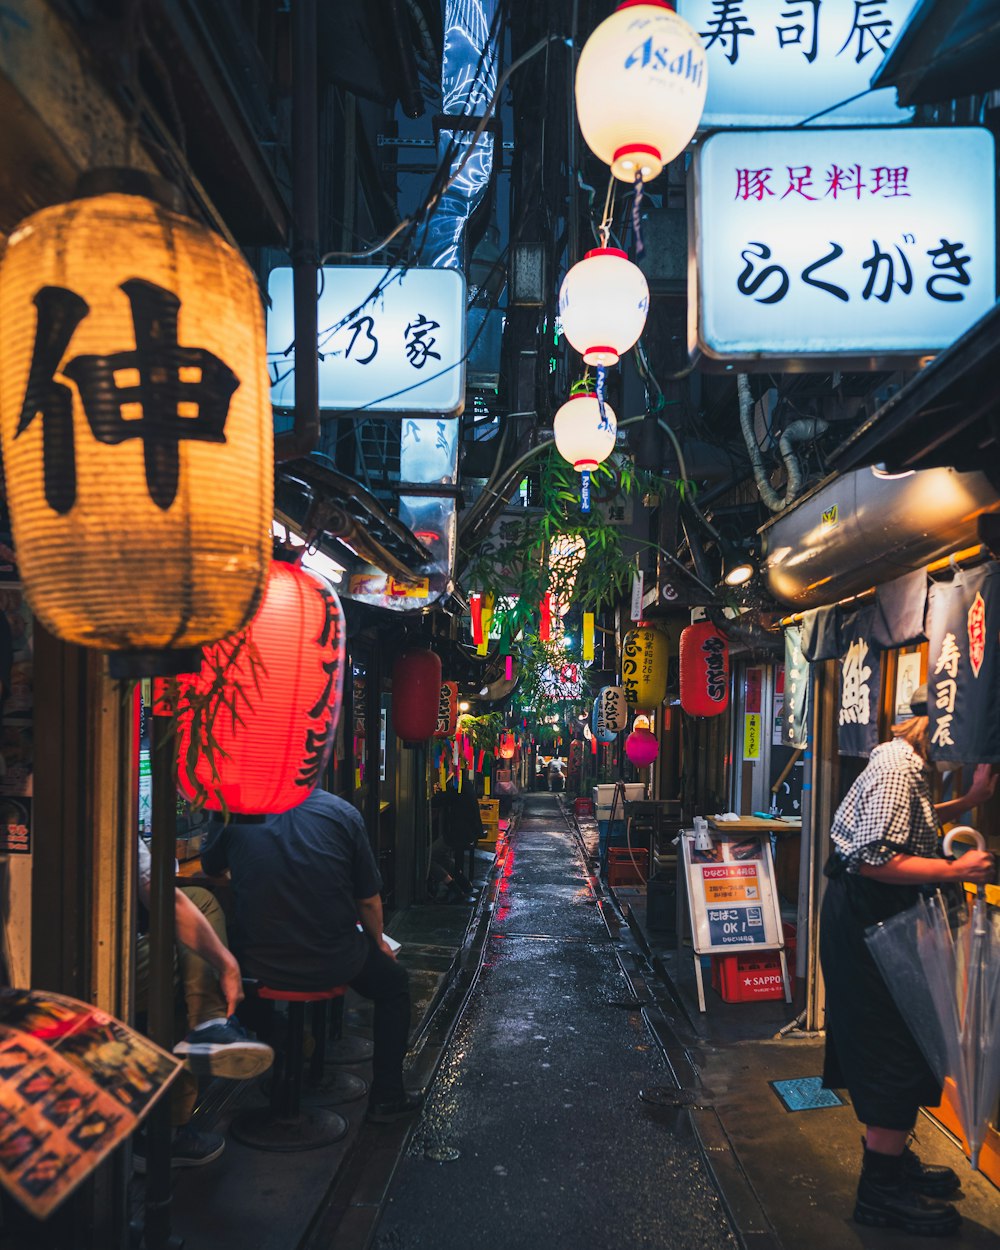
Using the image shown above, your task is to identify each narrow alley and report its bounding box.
[371,795,737,1250]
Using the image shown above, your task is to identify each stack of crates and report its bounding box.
[606,846,649,887]
[711,924,797,1003]
[478,798,500,847]
[593,783,645,858]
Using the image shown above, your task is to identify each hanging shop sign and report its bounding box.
[0,179,272,669]
[689,127,996,370]
[782,623,810,748]
[926,563,1000,764]
[435,681,459,738]
[838,605,881,757]
[622,626,669,708]
[679,622,729,716]
[267,266,466,414]
[681,831,785,953]
[675,0,918,128]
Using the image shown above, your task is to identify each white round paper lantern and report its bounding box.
[553,394,617,473]
[558,248,649,367]
[575,1,708,182]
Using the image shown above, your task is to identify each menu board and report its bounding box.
[681,832,785,955]
[0,990,181,1218]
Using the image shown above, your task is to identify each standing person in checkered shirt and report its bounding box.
[820,685,996,1237]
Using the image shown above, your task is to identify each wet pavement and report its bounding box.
[370,795,738,1250]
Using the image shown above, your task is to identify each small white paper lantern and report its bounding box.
[558,248,649,367]
[575,1,708,182]
[553,394,617,473]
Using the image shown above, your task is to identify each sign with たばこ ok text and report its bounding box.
[689,127,996,369]
[267,267,466,414]
[676,0,918,128]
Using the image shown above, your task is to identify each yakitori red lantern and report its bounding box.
[497,731,517,760]
[392,648,442,743]
[175,559,345,815]
[680,622,730,716]
[625,727,659,768]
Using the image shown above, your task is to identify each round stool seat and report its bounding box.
[326,1034,374,1065]
[230,1106,348,1152]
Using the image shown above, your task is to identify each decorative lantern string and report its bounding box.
[595,361,608,429]
[632,170,645,261]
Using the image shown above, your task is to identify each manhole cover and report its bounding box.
[425,1146,461,1162]
[639,1086,705,1108]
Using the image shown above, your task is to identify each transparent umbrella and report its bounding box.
[865,828,1000,1170]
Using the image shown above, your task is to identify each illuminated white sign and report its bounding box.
[689,127,996,368]
[267,267,466,414]
[676,0,918,126]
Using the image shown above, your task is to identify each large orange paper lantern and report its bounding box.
[392,648,442,743]
[680,622,729,716]
[622,626,669,708]
[175,559,345,815]
[0,171,272,674]
[575,2,708,183]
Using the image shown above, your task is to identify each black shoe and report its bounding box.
[132,1126,225,1173]
[902,1144,961,1198]
[365,1091,424,1124]
[855,1149,961,1236]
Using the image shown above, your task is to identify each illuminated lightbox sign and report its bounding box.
[689,127,996,369]
[267,267,466,414]
[676,0,918,127]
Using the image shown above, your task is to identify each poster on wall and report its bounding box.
[0,989,181,1219]
[894,652,923,722]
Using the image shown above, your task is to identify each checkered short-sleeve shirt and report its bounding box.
[830,738,940,872]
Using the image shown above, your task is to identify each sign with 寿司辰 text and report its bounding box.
[676,0,918,128]
[267,267,466,414]
[689,127,996,370]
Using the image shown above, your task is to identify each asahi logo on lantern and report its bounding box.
[18,281,238,515]
[968,590,986,678]
[624,38,705,85]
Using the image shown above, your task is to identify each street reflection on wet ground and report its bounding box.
[371,795,737,1250]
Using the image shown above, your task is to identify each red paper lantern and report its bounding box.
[680,622,730,717]
[392,648,442,743]
[175,559,345,815]
[497,731,516,760]
[625,727,659,768]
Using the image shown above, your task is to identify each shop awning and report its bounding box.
[872,0,1000,104]
[828,301,1000,492]
[276,457,433,588]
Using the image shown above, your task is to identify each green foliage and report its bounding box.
[457,710,505,751]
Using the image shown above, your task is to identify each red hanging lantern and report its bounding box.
[679,622,730,717]
[497,731,516,760]
[175,559,345,816]
[625,727,659,768]
[392,648,442,743]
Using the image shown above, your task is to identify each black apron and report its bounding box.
[820,866,942,1130]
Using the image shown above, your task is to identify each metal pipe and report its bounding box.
[275,0,320,464]
[143,710,181,1249]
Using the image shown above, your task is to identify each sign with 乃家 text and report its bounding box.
[689,127,996,369]
[267,267,466,414]
[676,0,918,127]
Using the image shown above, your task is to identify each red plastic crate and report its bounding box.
[573,797,593,817]
[606,847,648,886]
[711,924,796,1003]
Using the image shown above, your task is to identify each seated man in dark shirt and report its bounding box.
[200,789,420,1122]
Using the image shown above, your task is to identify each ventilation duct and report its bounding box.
[760,466,1000,608]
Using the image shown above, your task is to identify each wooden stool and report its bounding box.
[230,986,350,1152]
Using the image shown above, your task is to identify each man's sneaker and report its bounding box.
[366,1091,424,1124]
[132,1127,225,1173]
[173,1017,274,1079]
